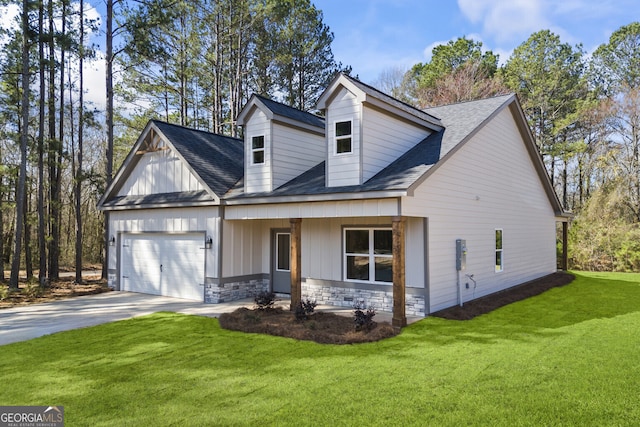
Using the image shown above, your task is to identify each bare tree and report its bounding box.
[10,0,32,290]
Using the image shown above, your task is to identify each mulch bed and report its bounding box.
[220,272,575,343]
[0,276,111,309]
[431,271,575,320]
[219,307,399,345]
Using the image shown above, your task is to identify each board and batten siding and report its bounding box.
[109,207,220,280]
[402,106,557,312]
[302,217,425,287]
[222,219,289,278]
[361,106,431,182]
[271,122,325,189]
[244,109,272,193]
[222,216,424,290]
[117,141,203,196]
[326,87,361,187]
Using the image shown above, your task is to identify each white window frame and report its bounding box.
[334,120,352,155]
[495,228,504,273]
[343,227,393,284]
[251,135,265,165]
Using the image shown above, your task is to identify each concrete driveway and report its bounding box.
[0,291,419,346]
[0,292,257,346]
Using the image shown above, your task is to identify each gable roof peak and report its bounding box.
[316,72,443,131]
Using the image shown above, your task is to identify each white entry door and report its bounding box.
[121,233,205,301]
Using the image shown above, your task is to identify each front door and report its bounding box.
[272,230,291,293]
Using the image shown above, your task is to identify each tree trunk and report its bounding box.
[103,0,114,280]
[24,186,33,280]
[47,0,58,282]
[37,0,47,286]
[50,0,66,281]
[10,0,32,290]
[75,0,84,284]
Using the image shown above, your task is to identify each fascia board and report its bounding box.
[222,190,407,206]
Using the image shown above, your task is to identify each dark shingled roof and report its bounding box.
[253,95,325,129]
[226,94,514,199]
[101,190,214,209]
[151,120,244,197]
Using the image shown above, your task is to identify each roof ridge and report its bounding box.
[253,94,325,119]
[423,92,514,111]
[151,119,243,141]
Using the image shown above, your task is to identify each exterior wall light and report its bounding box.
[109,235,116,246]
[205,236,213,249]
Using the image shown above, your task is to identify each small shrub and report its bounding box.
[294,298,317,321]
[23,283,45,298]
[0,285,8,301]
[353,302,376,331]
[254,291,276,310]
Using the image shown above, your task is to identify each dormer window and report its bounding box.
[252,135,265,164]
[335,121,352,154]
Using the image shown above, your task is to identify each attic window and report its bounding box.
[335,121,352,154]
[252,135,265,164]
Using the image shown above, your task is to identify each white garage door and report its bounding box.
[121,233,205,301]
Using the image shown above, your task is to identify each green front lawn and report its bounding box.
[1,271,639,426]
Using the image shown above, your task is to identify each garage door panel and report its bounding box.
[121,233,205,301]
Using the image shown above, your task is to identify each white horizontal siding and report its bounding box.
[272,123,325,189]
[362,106,431,182]
[109,207,220,279]
[403,107,557,312]
[118,142,203,196]
[326,88,361,187]
[225,198,399,220]
[244,109,272,193]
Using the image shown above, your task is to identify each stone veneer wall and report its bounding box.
[302,282,426,317]
[205,278,269,304]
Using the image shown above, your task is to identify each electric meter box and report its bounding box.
[456,239,467,271]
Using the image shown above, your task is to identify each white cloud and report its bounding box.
[422,39,451,61]
[457,0,550,43]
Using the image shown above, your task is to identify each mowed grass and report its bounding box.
[1,271,639,426]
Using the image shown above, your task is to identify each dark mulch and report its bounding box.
[431,271,575,320]
[219,307,399,345]
[220,272,575,343]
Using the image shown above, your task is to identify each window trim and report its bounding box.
[495,228,504,273]
[343,227,393,284]
[251,135,265,165]
[334,120,353,155]
[275,232,291,272]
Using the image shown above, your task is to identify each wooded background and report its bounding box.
[0,0,638,289]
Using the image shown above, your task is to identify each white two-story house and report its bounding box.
[98,73,570,326]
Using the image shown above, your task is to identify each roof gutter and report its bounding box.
[222,189,408,206]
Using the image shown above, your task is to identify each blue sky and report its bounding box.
[2,0,638,107]
[315,0,640,84]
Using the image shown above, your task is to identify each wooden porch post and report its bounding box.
[392,216,407,328]
[562,221,569,271]
[290,218,302,311]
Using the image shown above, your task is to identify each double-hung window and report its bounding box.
[335,120,352,154]
[495,229,503,272]
[344,228,393,283]
[252,135,265,164]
